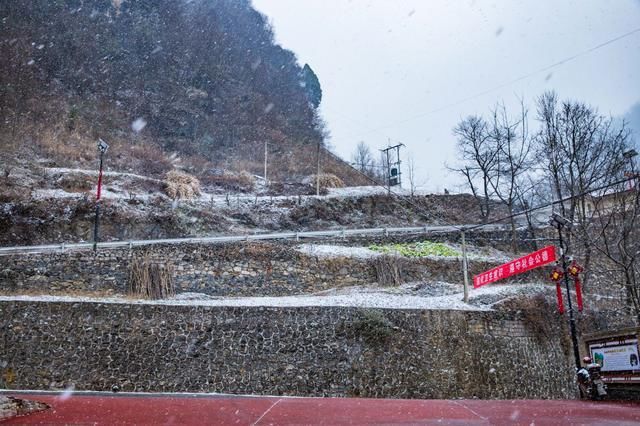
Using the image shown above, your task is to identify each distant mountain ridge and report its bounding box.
[0,0,367,185]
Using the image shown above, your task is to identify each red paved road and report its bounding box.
[3,391,640,425]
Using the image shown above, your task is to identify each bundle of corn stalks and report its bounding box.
[127,255,175,299]
[311,173,344,189]
[371,255,403,286]
[163,170,201,199]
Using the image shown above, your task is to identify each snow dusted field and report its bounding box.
[0,283,550,311]
[326,185,433,197]
[296,244,383,259]
[296,243,513,263]
[33,169,436,205]
[44,167,163,183]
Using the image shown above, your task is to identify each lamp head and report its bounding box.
[98,138,109,154]
[550,213,572,229]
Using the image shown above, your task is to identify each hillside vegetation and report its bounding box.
[0,0,367,185]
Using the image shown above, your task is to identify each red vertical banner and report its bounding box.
[96,169,103,200]
[568,261,585,312]
[555,281,565,314]
[551,267,565,314]
[473,246,557,289]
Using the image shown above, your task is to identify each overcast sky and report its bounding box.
[252,0,640,192]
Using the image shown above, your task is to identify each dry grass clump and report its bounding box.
[163,170,201,199]
[236,170,255,189]
[311,173,344,189]
[36,127,96,164]
[58,173,93,193]
[127,255,175,299]
[127,143,173,176]
[371,255,404,286]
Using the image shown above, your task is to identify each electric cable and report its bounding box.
[344,27,640,139]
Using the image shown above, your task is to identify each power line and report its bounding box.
[323,148,465,229]
[333,141,637,236]
[346,26,640,139]
[464,176,638,232]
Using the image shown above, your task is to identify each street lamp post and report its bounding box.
[550,213,581,371]
[93,139,109,252]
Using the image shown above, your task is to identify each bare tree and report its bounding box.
[486,102,536,251]
[512,172,549,250]
[351,141,376,179]
[377,149,389,185]
[536,91,631,282]
[407,155,419,198]
[585,175,639,318]
[450,115,496,221]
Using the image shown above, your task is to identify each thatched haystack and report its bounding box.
[163,170,201,199]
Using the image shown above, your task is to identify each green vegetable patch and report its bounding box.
[369,241,460,258]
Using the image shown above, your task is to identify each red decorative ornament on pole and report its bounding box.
[550,265,565,314]
[568,261,584,312]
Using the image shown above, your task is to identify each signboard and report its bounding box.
[589,338,640,373]
[473,245,557,289]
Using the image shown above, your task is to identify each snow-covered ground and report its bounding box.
[296,244,383,259]
[327,185,432,198]
[296,243,512,263]
[34,168,435,204]
[0,282,549,311]
[44,167,163,183]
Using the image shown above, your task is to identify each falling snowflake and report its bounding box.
[57,384,75,401]
[131,118,147,133]
[264,103,274,113]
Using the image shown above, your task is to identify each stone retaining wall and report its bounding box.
[0,242,500,297]
[0,300,575,399]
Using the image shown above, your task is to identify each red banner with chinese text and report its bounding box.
[473,245,557,289]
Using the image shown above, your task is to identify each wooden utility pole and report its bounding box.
[263,141,268,185]
[380,142,405,193]
[316,141,321,196]
[461,230,469,303]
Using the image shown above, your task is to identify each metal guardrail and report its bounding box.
[0,224,509,256]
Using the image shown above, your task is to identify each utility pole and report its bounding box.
[384,143,391,194]
[93,139,109,252]
[551,213,581,371]
[316,140,321,196]
[461,230,470,303]
[380,142,405,193]
[263,141,268,185]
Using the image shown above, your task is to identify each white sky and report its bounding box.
[252,0,640,192]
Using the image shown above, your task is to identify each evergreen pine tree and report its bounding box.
[301,64,322,108]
